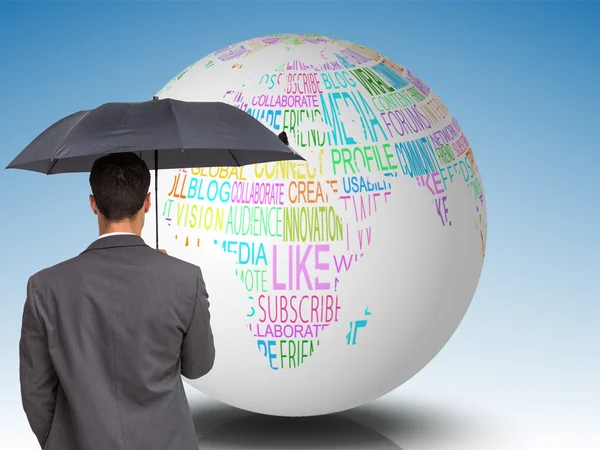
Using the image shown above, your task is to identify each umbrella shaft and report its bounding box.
[155,150,159,250]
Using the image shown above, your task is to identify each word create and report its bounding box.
[288,180,329,204]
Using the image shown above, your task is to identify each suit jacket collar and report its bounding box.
[81,234,149,254]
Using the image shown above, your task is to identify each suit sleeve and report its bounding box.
[19,276,59,449]
[181,268,215,379]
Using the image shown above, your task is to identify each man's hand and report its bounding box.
[159,249,168,254]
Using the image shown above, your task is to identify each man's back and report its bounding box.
[20,234,215,450]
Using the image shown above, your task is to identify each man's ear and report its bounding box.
[144,192,151,213]
[89,194,98,215]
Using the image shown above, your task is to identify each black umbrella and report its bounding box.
[6,97,303,248]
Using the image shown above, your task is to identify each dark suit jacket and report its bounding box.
[19,234,215,450]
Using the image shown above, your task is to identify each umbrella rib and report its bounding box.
[47,158,59,175]
[228,149,241,166]
[51,110,94,170]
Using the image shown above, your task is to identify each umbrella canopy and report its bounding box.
[6,98,304,249]
[5,98,303,173]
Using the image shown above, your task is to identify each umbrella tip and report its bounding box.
[278,131,289,145]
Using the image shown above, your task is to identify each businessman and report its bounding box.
[19,152,215,450]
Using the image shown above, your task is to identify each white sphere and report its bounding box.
[145,34,487,416]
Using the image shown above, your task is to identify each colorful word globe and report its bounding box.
[144,34,487,416]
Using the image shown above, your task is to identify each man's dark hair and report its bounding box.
[89,152,151,222]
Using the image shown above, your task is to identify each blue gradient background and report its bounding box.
[0,2,598,449]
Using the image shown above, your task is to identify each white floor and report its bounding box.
[186,384,598,450]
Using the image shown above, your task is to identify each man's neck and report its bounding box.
[99,223,141,237]
[97,231,138,241]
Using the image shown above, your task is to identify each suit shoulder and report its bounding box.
[29,255,80,285]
